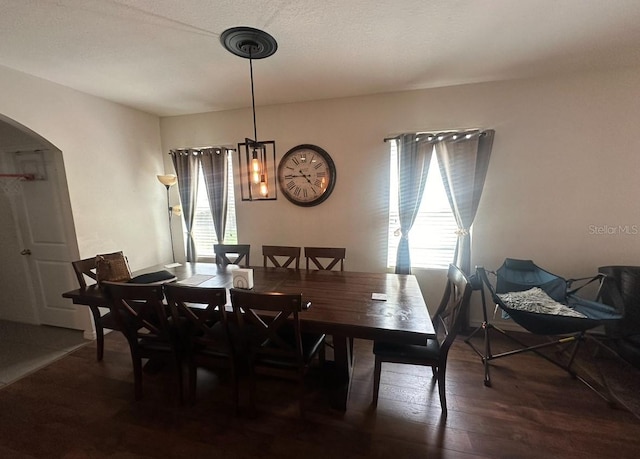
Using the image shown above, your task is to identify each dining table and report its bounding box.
[62,262,435,410]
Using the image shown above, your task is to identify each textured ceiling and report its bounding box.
[1,0,640,116]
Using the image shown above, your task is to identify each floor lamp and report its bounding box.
[157,174,178,263]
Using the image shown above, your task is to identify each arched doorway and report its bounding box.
[0,115,90,334]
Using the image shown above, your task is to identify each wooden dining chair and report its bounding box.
[72,257,122,361]
[102,281,183,402]
[163,283,238,409]
[304,247,348,355]
[262,245,301,269]
[214,244,250,267]
[372,264,473,415]
[304,247,346,271]
[229,288,325,416]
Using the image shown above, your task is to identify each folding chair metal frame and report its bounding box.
[465,259,621,404]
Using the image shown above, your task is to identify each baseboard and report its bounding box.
[83,329,97,340]
[83,328,114,341]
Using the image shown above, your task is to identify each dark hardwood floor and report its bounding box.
[1,330,639,458]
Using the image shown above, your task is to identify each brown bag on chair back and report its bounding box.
[95,251,132,284]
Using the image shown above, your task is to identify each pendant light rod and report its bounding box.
[248,48,258,143]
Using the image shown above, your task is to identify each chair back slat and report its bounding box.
[214,244,250,267]
[262,245,301,269]
[304,247,346,271]
[230,288,303,363]
[163,283,230,349]
[102,282,170,342]
[72,257,98,288]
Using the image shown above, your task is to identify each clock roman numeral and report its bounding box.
[291,157,300,166]
[287,181,296,190]
[313,162,323,169]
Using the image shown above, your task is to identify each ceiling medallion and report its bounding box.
[220,27,277,60]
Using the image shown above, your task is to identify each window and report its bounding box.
[192,152,237,259]
[387,142,458,269]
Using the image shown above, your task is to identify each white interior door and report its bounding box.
[12,150,87,330]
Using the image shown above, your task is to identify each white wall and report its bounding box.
[2,61,638,328]
[0,64,168,272]
[160,66,640,322]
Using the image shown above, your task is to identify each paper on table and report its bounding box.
[177,274,214,286]
[371,293,387,301]
[164,262,182,268]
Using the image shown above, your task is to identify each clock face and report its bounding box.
[277,144,336,207]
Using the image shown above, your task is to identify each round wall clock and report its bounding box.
[277,144,337,207]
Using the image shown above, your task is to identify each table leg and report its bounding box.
[327,334,353,411]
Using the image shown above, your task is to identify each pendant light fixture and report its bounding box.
[221,26,278,201]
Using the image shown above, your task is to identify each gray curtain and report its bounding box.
[199,148,229,244]
[170,149,199,261]
[435,130,494,274]
[394,134,433,274]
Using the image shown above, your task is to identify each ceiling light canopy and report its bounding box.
[220,26,278,60]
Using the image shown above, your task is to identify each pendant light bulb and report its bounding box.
[259,174,269,197]
[251,151,261,184]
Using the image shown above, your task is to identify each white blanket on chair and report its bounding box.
[497,287,587,318]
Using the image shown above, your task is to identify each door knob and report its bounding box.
[20,249,32,256]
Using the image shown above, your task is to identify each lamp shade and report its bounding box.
[157,174,177,187]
